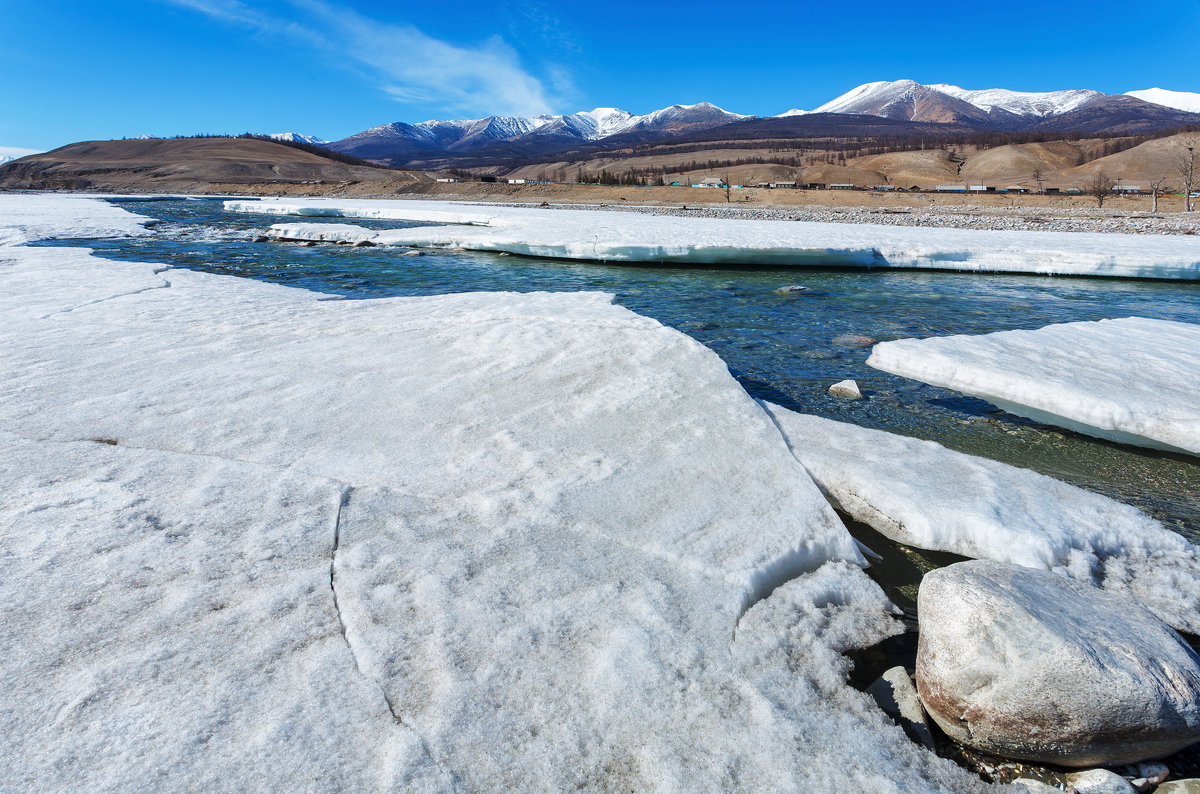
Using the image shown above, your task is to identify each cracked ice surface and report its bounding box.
[0,432,453,791]
[867,317,1200,456]
[763,407,1200,634]
[0,196,985,790]
[226,197,1200,279]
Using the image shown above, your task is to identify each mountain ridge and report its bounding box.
[321,80,1200,169]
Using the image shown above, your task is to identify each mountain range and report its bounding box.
[318,81,1200,170]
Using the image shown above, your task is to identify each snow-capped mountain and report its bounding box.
[324,82,1200,168]
[0,155,13,166]
[269,132,328,145]
[328,103,750,162]
[809,80,1104,122]
[1125,88,1200,114]
[927,84,1100,117]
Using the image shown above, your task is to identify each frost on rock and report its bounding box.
[0,196,993,791]
[868,317,1200,456]
[763,406,1200,633]
[226,197,1200,279]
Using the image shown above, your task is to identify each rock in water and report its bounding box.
[866,666,935,749]
[829,379,863,399]
[916,560,1200,766]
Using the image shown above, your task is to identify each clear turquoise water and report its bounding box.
[40,197,1200,540]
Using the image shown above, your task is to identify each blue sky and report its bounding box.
[4,0,1198,153]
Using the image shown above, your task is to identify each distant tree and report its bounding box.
[723,174,732,203]
[1148,176,1168,214]
[1030,167,1046,194]
[1177,139,1199,212]
[1083,172,1115,208]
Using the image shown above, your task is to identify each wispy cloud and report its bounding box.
[161,0,560,117]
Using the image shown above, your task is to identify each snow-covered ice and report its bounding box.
[226,197,1200,279]
[867,317,1200,456]
[0,195,994,791]
[763,407,1200,633]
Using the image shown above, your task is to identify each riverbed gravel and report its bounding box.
[491,201,1200,236]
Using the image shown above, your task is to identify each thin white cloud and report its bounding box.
[162,0,559,117]
[0,146,45,159]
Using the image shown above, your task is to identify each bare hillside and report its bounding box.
[848,150,961,187]
[0,137,433,192]
[1064,132,1200,185]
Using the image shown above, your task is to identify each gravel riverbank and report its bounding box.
[490,200,1200,236]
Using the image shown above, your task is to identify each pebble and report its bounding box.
[1066,769,1136,793]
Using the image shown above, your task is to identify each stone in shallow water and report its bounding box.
[866,666,935,749]
[1157,780,1200,794]
[828,379,863,399]
[915,560,1200,767]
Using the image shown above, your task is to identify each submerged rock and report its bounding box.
[774,284,812,295]
[916,560,1200,767]
[1157,780,1200,794]
[1135,762,1169,786]
[829,379,863,399]
[400,249,425,256]
[832,333,877,348]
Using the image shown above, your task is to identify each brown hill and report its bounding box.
[1063,132,1200,187]
[0,137,433,192]
[847,150,961,187]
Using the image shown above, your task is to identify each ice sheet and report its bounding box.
[867,318,1200,456]
[224,197,1200,279]
[0,196,989,791]
[763,407,1200,633]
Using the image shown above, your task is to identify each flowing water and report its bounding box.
[38,196,1200,543]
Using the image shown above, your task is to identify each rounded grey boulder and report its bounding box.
[916,559,1200,766]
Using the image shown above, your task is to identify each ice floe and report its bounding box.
[0,195,992,790]
[763,407,1200,633]
[224,197,1200,279]
[867,317,1200,456]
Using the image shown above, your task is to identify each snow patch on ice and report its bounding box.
[868,317,1200,456]
[762,407,1200,633]
[229,198,1200,279]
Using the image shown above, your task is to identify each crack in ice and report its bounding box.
[328,486,462,791]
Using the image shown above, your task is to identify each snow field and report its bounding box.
[0,195,990,791]
[867,317,1200,456]
[225,197,1200,279]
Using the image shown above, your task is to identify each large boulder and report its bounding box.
[916,560,1200,766]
